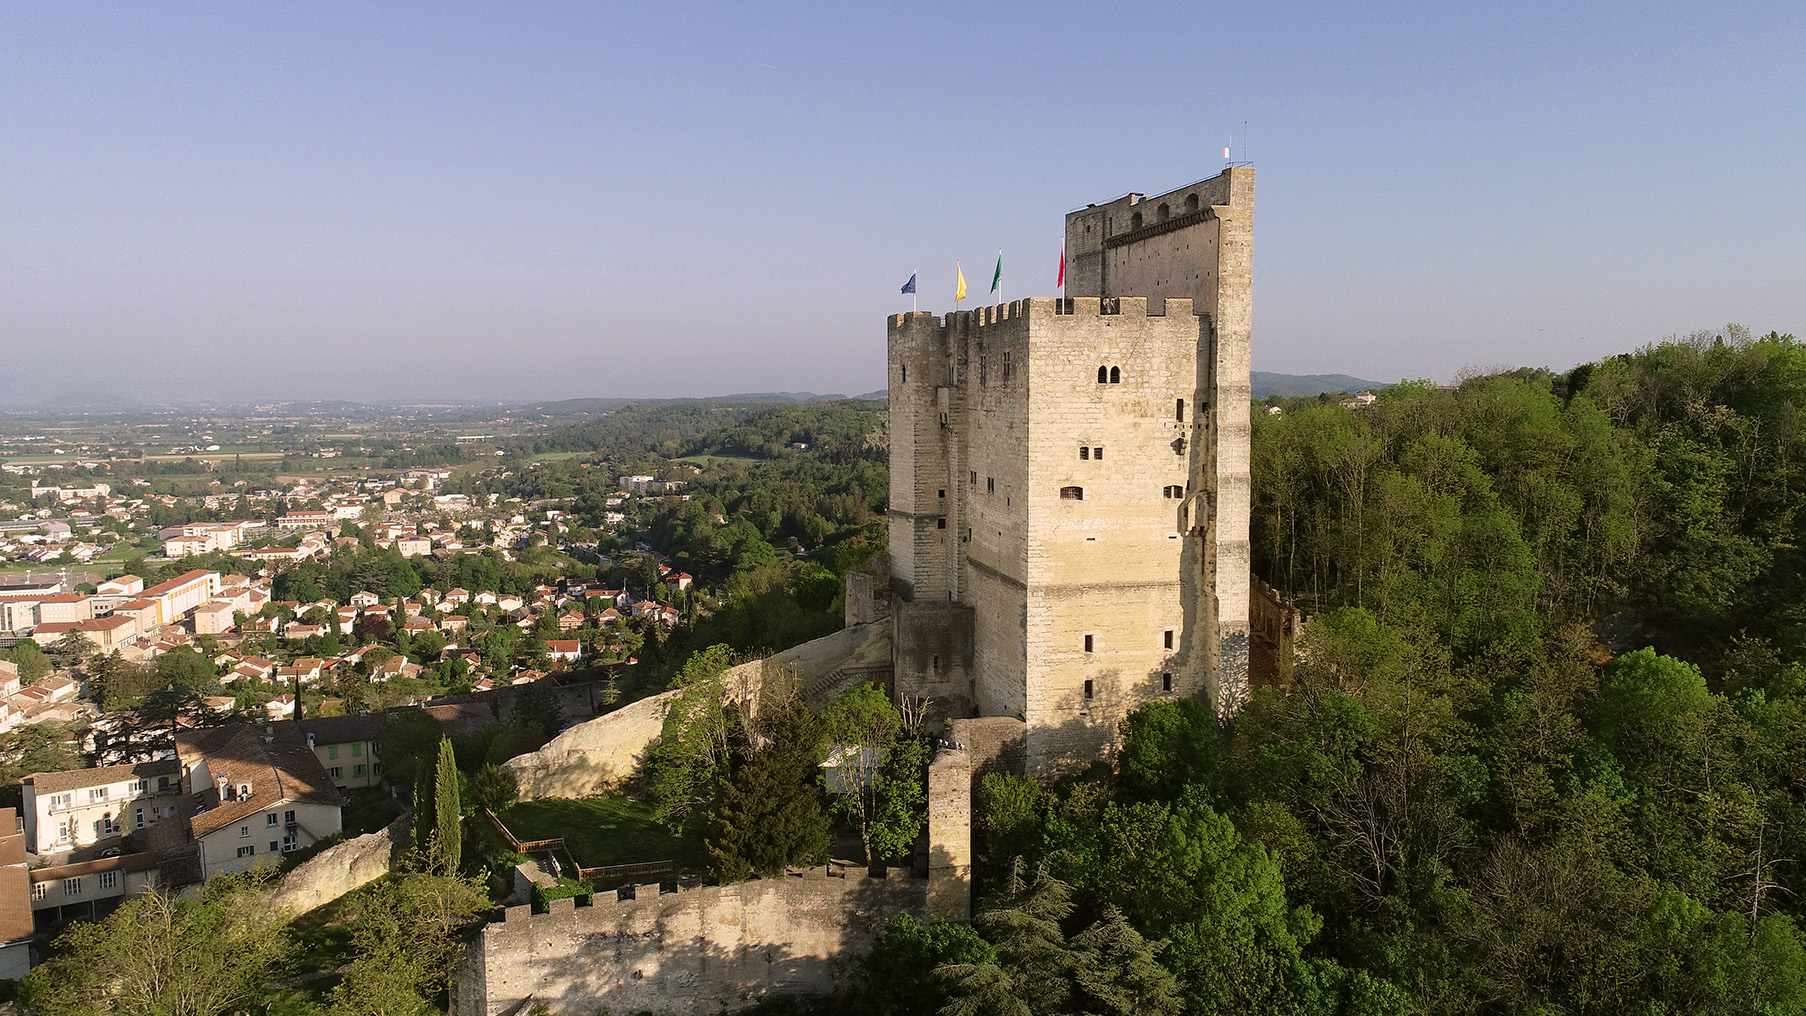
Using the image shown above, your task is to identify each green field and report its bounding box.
[497,796,696,871]
[674,453,761,466]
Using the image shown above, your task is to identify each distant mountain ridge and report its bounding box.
[1252,372,1388,400]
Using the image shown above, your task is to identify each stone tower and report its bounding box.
[889,168,1253,773]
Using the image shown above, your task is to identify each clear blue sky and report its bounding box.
[4,2,1803,405]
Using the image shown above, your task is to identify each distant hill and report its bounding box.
[1251,372,1388,400]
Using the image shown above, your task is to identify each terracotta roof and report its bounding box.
[298,712,385,745]
[143,569,214,597]
[26,758,180,794]
[174,721,340,839]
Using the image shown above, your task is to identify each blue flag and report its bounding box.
[901,273,917,295]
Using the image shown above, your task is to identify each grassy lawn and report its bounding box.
[526,451,590,461]
[497,796,697,871]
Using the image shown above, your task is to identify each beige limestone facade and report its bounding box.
[889,168,1253,773]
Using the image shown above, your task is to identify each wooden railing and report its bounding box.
[577,859,676,882]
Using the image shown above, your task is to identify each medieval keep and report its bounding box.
[888,167,1254,773]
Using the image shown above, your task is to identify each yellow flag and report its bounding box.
[955,263,967,302]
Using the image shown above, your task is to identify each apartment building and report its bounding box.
[175,723,342,881]
[20,760,184,856]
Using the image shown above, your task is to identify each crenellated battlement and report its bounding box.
[887,296,1203,334]
[455,869,926,1016]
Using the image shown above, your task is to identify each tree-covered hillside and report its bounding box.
[866,327,1806,1016]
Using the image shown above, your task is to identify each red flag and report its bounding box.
[1057,248,1065,288]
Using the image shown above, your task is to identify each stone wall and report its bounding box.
[264,812,407,919]
[926,748,972,922]
[505,622,891,800]
[452,871,926,1016]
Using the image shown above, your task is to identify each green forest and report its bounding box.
[871,328,1806,1016]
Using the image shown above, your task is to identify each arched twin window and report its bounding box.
[1096,366,1121,384]
[1163,485,1184,499]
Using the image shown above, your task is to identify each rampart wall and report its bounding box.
[452,871,926,1016]
[506,622,891,800]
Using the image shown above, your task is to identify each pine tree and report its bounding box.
[433,736,461,873]
[1068,907,1181,1016]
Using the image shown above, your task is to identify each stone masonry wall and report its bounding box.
[506,622,891,800]
[453,872,926,1016]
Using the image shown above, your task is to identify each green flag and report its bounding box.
[990,251,1002,293]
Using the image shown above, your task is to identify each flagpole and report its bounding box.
[912,267,917,313]
[998,249,1003,308]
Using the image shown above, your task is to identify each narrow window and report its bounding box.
[932,655,941,673]
[1098,366,1108,384]
[970,471,977,485]
[1164,630,1174,649]
[937,518,947,529]
[1093,447,1103,460]
[1084,634,1094,653]
[1084,679,1095,699]
[1079,446,1089,460]
[1131,210,1143,229]
[901,365,907,383]
[938,489,945,498]
[240,825,249,838]
[1060,486,1083,500]
[987,477,995,493]
[1177,398,1185,421]
[1110,366,1121,384]
[1186,193,1199,212]
[1162,673,1173,692]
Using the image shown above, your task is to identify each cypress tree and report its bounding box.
[433,736,462,872]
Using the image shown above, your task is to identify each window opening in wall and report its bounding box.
[1158,202,1170,221]
[1162,673,1173,692]
[1084,634,1094,653]
[932,655,941,673]
[1109,366,1121,384]
[1177,398,1185,421]
[900,365,907,383]
[1165,629,1174,649]
[987,477,995,493]
[937,518,947,529]
[970,471,977,485]
[1079,447,1089,460]
[1002,351,1012,384]
[1097,365,1108,384]
[1186,193,1199,212]
[1084,679,1095,699]
[1131,211,1143,229]
[1093,447,1103,460]
[1060,486,1083,500]
[938,489,945,498]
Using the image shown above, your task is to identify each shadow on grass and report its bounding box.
[497,796,700,872]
